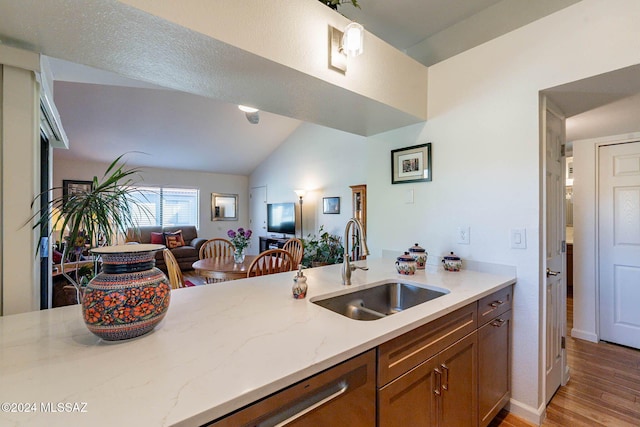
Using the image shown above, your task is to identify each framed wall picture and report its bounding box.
[63,180,93,201]
[391,143,432,184]
[323,197,340,214]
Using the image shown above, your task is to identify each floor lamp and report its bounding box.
[294,190,306,239]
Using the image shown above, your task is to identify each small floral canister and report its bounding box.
[395,252,417,275]
[442,252,462,272]
[408,243,427,269]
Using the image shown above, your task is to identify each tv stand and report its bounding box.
[259,236,290,252]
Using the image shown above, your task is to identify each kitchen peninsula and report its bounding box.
[0,257,515,426]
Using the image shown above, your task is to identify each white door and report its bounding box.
[249,186,267,255]
[543,99,566,404]
[598,141,640,349]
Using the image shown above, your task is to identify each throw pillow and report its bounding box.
[150,232,165,245]
[164,230,185,249]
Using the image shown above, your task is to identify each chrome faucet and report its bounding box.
[341,218,370,285]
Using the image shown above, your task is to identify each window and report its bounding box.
[128,187,199,228]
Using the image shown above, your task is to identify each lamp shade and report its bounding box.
[342,22,364,57]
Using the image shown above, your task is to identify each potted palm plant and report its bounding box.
[32,154,148,288]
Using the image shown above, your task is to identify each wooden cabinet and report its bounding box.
[377,304,478,427]
[478,309,512,427]
[208,350,376,427]
[378,286,512,427]
[477,286,512,427]
[259,236,289,252]
[378,332,477,427]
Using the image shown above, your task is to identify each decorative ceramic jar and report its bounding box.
[408,243,428,269]
[395,252,417,275]
[442,251,462,272]
[82,244,170,341]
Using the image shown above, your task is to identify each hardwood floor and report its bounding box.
[490,288,640,427]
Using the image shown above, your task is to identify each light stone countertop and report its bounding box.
[0,257,515,426]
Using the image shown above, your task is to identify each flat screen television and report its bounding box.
[267,202,296,235]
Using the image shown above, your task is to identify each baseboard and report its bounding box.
[505,398,546,426]
[571,327,598,343]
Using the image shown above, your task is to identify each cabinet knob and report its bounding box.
[490,300,505,308]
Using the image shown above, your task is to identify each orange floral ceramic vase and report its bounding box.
[82,244,170,341]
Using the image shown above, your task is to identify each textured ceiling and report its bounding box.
[4,0,633,174]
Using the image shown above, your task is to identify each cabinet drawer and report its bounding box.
[478,286,512,326]
[208,350,376,427]
[377,303,477,387]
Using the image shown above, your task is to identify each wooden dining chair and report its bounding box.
[283,238,304,268]
[247,249,294,277]
[163,249,186,289]
[199,238,235,259]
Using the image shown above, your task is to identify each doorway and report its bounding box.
[597,140,640,349]
[249,186,267,255]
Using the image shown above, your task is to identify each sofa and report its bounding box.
[125,225,207,272]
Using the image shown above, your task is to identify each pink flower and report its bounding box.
[227,230,236,238]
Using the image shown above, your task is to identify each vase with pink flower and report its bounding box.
[227,227,252,264]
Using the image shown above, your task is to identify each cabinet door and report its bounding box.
[209,350,375,427]
[478,311,511,427]
[437,331,478,427]
[378,355,439,427]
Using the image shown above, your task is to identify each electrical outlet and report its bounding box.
[457,226,470,244]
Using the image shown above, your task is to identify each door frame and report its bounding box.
[540,95,569,405]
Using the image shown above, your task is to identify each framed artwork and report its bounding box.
[323,197,340,214]
[391,143,432,184]
[63,180,93,201]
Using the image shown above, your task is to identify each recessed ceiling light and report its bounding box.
[238,105,259,113]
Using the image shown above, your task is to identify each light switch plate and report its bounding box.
[457,226,470,244]
[510,228,526,249]
[405,189,414,204]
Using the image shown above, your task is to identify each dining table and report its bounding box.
[192,255,259,282]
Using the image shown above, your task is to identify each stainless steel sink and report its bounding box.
[311,281,448,321]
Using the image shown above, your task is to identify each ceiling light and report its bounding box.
[245,111,259,124]
[238,105,259,113]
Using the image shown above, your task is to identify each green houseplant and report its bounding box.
[320,0,360,10]
[32,154,148,287]
[302,226,344,267]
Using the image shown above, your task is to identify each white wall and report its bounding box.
[0,47,41,316]
[365,0,640,423]
[250,122,366,241]
[53,156,249,241]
